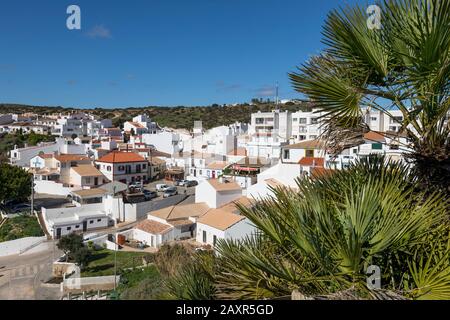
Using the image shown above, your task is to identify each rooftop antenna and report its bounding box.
[275,82,279,108]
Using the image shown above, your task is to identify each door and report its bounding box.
[56,228,61,239]
[83,220,87,232]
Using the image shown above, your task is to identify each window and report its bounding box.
[85,177,91,184]
[107,166,112,172]
[90,220,94,224]
[299,118,307,124]
[370,117,377,121]
[310,118,318,124]
[213,235,217,246]
[306,149,314,157]
[310,135,317,140]
[255,118,264,124]
[142,164,146,170]
[293,118,298,122]
[283,149,290,159]
[70,161,77,167]
[372,143,383,150]
[67,227,71,231]
[75,225,79,228]
[299,135,306,141]
[97,219,102,222]
[118,165,125,171]
[203,230,207,243]
[181,225,191,233]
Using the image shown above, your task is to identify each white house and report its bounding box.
[196,197,256,247]
[129,202,211,247]
[42,203,112,239]
[124,114,159,135]
[246,110,292,159]
[96,151,149,184]
[195,178,243,209]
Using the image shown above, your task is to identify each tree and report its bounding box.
[289,0,450,193]
[72,246,91,270]
[57,233,85,262]
[211,156,449,300]
[0,163,32,204]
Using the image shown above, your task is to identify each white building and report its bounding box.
[291,109,325,142]
[196,197,256,247]
[141,131,183,155]
[124,114,159,135]
[195,178,243,209]
[246,110,292,159]
[96,151,149,184]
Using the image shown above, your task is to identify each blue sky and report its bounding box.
[0,0,363,108]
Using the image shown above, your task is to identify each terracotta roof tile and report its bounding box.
[97,151,146,163]
[364,131,385,142]
[136,219,172,235]
[55,154,89,162]
[298,157,325,167]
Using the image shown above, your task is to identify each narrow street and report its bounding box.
[0,240,63,300]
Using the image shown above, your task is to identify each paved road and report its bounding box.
[0,241,63,300]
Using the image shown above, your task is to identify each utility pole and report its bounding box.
[30,173,34,216]
[114,234,117,291]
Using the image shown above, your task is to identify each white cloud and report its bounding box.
[86,25,112,39]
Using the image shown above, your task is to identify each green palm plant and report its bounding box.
[213,156,449,299]
[289,0,450,193]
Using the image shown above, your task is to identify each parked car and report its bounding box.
[173,179,183,186]
[184,180,198,187]
[129,181,143,190]
[156,184,171,191]
[143,190,158,201]
[10,203,32,213]
[163,187,178,198]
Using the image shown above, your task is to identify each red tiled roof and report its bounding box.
[96,151,146,163]
[54,154,89,162]
[298,157,324,167]
[311,167,335,178]
[364,131,385,142]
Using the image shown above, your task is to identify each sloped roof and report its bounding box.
[206,161,230,170]
[54,154,89,162]
[71,165,104,177]
[150,202,210,221]
[97,151,146,163]
[136,219,172,235]
[298,157,325,167]
[197,210,246,231]
[311,167,335,178]
[364,131,385,142]
[283,139,324,150]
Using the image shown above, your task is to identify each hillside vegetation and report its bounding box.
[0,102,310,130]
